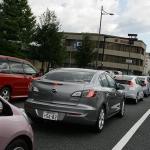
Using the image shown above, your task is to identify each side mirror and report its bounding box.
[116,83,125,90]
[0,101,3,114]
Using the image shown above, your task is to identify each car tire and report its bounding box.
[135,97,138,104]
[118,101,125,118]
[6,139,29,150]
[0,87,11,101]
[94,107,105,133]
[134,94,139,104]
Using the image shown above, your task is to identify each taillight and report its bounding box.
[84,90,96,98]
[128,81,134,87]
[71,89,97,98]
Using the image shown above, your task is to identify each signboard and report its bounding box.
[126,59,132,64]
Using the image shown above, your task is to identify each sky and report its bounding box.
[28,0,150,52]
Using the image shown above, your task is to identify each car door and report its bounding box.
[23,63,37,96]
[105,74,122,114]
[99,73,115,115]
[9,60,27,97]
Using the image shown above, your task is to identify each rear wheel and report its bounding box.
[134,97,138,104]
[118,101,125,117]
[0,87,11,101]
[94,107,105,133]
[6,139,29,150]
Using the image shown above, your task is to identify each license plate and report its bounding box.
[43,111,58,121]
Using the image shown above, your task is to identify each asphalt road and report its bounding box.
[12,97,150,150]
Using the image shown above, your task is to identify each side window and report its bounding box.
[23,64,36,75]
[99,74,109,87]
[0,60,10,73]
[106,74,116,88]
[98,77,104,86]
[9,61,24,74]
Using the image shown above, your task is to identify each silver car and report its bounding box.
[138,76,150,97]
[25,68,125,133]
[115,75,144,104]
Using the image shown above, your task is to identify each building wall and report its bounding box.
[63,32,146,75]
[144,53,150,75]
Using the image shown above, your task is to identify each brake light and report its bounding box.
[71,90,96,98]
[128,81,134,87]
[82,89,96,98]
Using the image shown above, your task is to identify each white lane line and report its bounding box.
[112,109,150,150]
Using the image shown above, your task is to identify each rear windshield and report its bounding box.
[138,77,145,81]
[44,70,95,82]
[115,76,133,84]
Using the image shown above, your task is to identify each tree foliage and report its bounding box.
[76,34,94,68]
[0,0,36,57]
[33,9,66,71]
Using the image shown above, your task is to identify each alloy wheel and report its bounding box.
[1,88,10,101]
[98,108,105,130]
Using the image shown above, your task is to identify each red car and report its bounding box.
[0,55,39,101]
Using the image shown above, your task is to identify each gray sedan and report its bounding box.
[25,68,125,133]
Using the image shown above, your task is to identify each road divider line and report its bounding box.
[112,109,150,150]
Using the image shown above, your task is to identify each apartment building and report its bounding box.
[63,32,146,75]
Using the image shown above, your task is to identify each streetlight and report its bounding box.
[127,34,138,75]
[95,6,114,69]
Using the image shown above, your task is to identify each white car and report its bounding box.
[115,75,144,104]
[138,76,150,97]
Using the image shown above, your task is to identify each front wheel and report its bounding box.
[94,107,105,133]
[0,87,11,101]
[6,139,29,150]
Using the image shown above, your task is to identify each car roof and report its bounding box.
[56,68,106,73]
[0,55,31,64]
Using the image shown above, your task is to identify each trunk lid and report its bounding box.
[32,79,86,105]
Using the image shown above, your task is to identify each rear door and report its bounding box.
[99,73,116,115]
[105,74,122,114]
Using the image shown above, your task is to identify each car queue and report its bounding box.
[0,55,150,150]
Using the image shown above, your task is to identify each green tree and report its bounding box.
[0,0,36,57]
[76,34,94,68]
[34,9,66,71]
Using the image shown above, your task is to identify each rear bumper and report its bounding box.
[24,98,98,125]
[126,91,144,100]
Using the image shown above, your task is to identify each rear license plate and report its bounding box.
[43,111,58,120]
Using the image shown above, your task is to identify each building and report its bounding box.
[63,32,146,75]
[144,53,150,75]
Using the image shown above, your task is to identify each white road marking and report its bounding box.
[112,109,150,150]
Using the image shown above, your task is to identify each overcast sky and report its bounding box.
[28,0,150,52]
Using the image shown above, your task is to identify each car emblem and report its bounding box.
[51,89,57,94]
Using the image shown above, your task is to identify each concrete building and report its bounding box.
[144,53,150,75]
[63,32,146,75]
